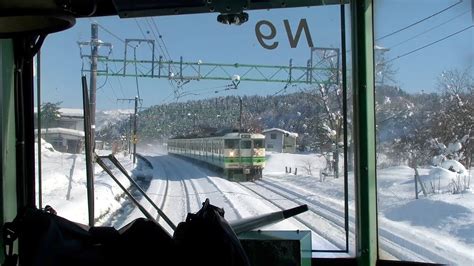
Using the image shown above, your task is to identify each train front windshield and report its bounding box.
[224,140,239,149]
[31,0,473,263]
[253,140,264,149]
[240,140,251,149]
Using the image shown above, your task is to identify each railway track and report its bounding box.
[255,176,455,264]
[143,155,173,221]
[160,156,198,215]
[165,155,243,220]
[238,181,347,251]
[137,153,456,264]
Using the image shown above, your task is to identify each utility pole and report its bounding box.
[78,23,112,149]
[90,23,98,147]
[133,96,138,164]
[118,97,142,164]
[239,97,243,133]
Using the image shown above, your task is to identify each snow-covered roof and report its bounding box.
[34,108,83,117]
[99,109,134,115]
[262,128,298,138]
[221,132,265,139]
[35,128,85,137]
[59,108,84,116]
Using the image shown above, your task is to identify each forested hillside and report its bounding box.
[98,79,473,168]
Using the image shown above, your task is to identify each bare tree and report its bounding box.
[301,158,314,176]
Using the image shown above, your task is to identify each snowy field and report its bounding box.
[36,141,473,264]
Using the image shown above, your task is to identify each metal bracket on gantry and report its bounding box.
[123,38,156,77]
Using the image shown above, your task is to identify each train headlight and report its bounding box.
[229,151,235,157]
[253,149,263,156]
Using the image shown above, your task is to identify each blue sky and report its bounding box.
[39,0,472,110]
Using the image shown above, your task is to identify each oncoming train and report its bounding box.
[167,132,265,180]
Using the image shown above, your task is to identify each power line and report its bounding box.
[143,18,169,61]
[386,25,473,63]
[150,18,173,60]
[109,50,127,98]
[388,9,470,50]
[96,74,108,91]
[144,18,182,100]
[90,19,134,49]
[84,21,129,100]
[106,79,120,99]
[97,82,119,105]
[134,18,180,99]
[376,0,463,41]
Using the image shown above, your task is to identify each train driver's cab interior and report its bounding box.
[0,0,472,265]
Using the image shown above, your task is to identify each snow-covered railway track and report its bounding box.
[154,158,178,214]
[259,177,455,264]
[165,156,242,219]
[179,156,242,219]
[150,156,188,225]
[258,179,349,230]
[238,182,346,250]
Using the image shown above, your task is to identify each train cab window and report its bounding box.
[240,140,251,149]
[225,140,239,149]
[31,2,358,263]
[4,0,474,264]
[253,140,264,149]
[374,0,473,264]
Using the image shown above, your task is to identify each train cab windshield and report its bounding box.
[2,0,469,265]
[253,140,264,149]
[225,140,240,149]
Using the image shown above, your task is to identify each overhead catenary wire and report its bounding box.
[376,0,463,41]
[94,19,144,105]
[141,18,180,97]
[98,82,120,106]
[145,17,188,101]
[143,18,171,62]
[150,18,173,61]
[134,18,180,100]
[109,50,127,98]
[106,79,120,100]
[388,9,470,50]
[90,19,134,49]
[83,20,131,102]
[386,25,473,63]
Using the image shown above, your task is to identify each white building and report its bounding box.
[34,108,84,153]
[35,128,84,153]
[262,128,298,153]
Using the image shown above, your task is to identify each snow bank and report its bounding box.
[440,160,467,174]
[423,167,458,192]
[264,152,327,176]
[36,139,135,225]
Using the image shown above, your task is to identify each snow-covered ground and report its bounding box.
[35,139,139,225]
[36,140,474,264]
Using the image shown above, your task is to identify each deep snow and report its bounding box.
[35,140,474,264]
